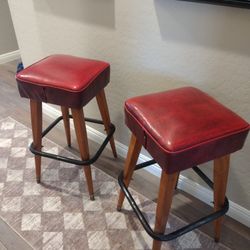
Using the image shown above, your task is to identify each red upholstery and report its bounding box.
[16,55,110,108]
[125,87,249,174]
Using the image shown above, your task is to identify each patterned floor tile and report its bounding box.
[87,231,110,250]
[43,232,63,250]
[21,213,41,231]
[43,197,62,212]
[64,213,85,230]
[6,169,23,182]
[2,196,21,212]
[105,212,127,229]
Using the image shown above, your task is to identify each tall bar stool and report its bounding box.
[117,87,249,250]
[16,54,117,200]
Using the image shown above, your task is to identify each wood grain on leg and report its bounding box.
[71,108,94,200]
[96,89,117,158]
[61,106,71,147]
[30,100,42,183]
[152,171,179,250]
[117,134,142,210]
[214,155,230,242]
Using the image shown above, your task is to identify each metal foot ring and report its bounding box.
[30,115,115,166]
[118,161,229,242]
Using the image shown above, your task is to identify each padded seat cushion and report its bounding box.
[125,87,249,173]
[16,55,110,108]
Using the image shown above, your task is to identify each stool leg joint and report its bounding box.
[118,162,229,242]
[29,115,116,166]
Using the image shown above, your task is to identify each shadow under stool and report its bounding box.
[117,87,249,250]
[16,54,117,200]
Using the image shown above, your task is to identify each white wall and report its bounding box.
[0,0,18,55]
[8,0,250,210]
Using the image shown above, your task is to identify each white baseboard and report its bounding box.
[43,103,250,228]
[0,50,20,64]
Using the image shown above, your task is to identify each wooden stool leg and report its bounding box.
[30,100,42,183]
[71,108,94,200]
[214,155,230,242]
[61,106,71,147]
[117,134,142,210]
[152,171,179,250]
[96,89,117,158]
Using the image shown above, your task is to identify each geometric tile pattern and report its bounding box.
[0,117,229,249]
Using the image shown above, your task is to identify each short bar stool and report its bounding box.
[16,54,117,200]
[117,87,249,250]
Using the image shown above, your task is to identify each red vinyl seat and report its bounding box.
[125,87,249,173]
[16,54,110,108]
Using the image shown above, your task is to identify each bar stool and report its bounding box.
[16,54,117,200]
[117,87,249,250]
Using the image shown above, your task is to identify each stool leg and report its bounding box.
[152,171,179,250]
[71,108,94,200]
[61,106,71,147]
[96,89,117,158]
[213,155,230,242]
[117,134,142,211]
[30,100,42,183]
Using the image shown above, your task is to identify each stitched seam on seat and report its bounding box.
[125,105,250,154]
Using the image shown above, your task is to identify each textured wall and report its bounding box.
[0,0,18,55]
[8,0,250,209]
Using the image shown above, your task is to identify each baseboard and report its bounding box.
[43,103,250,228]
[0,50,20,64]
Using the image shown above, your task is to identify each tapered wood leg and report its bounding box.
[117,134,142,211]
[30,100,42,183]
[152,171,179,250]
[71,108,94,200]
[61,106,71,147]
[96,89,117,158]
[213,155,230,242]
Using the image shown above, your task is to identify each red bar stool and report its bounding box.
[16,54,117,200]
[117,87,249,250]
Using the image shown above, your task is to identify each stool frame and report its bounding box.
[117,134,230,249]
[30,89,117,201]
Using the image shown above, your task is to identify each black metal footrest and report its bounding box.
[30,115,115,165]
[118,161,229,242]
